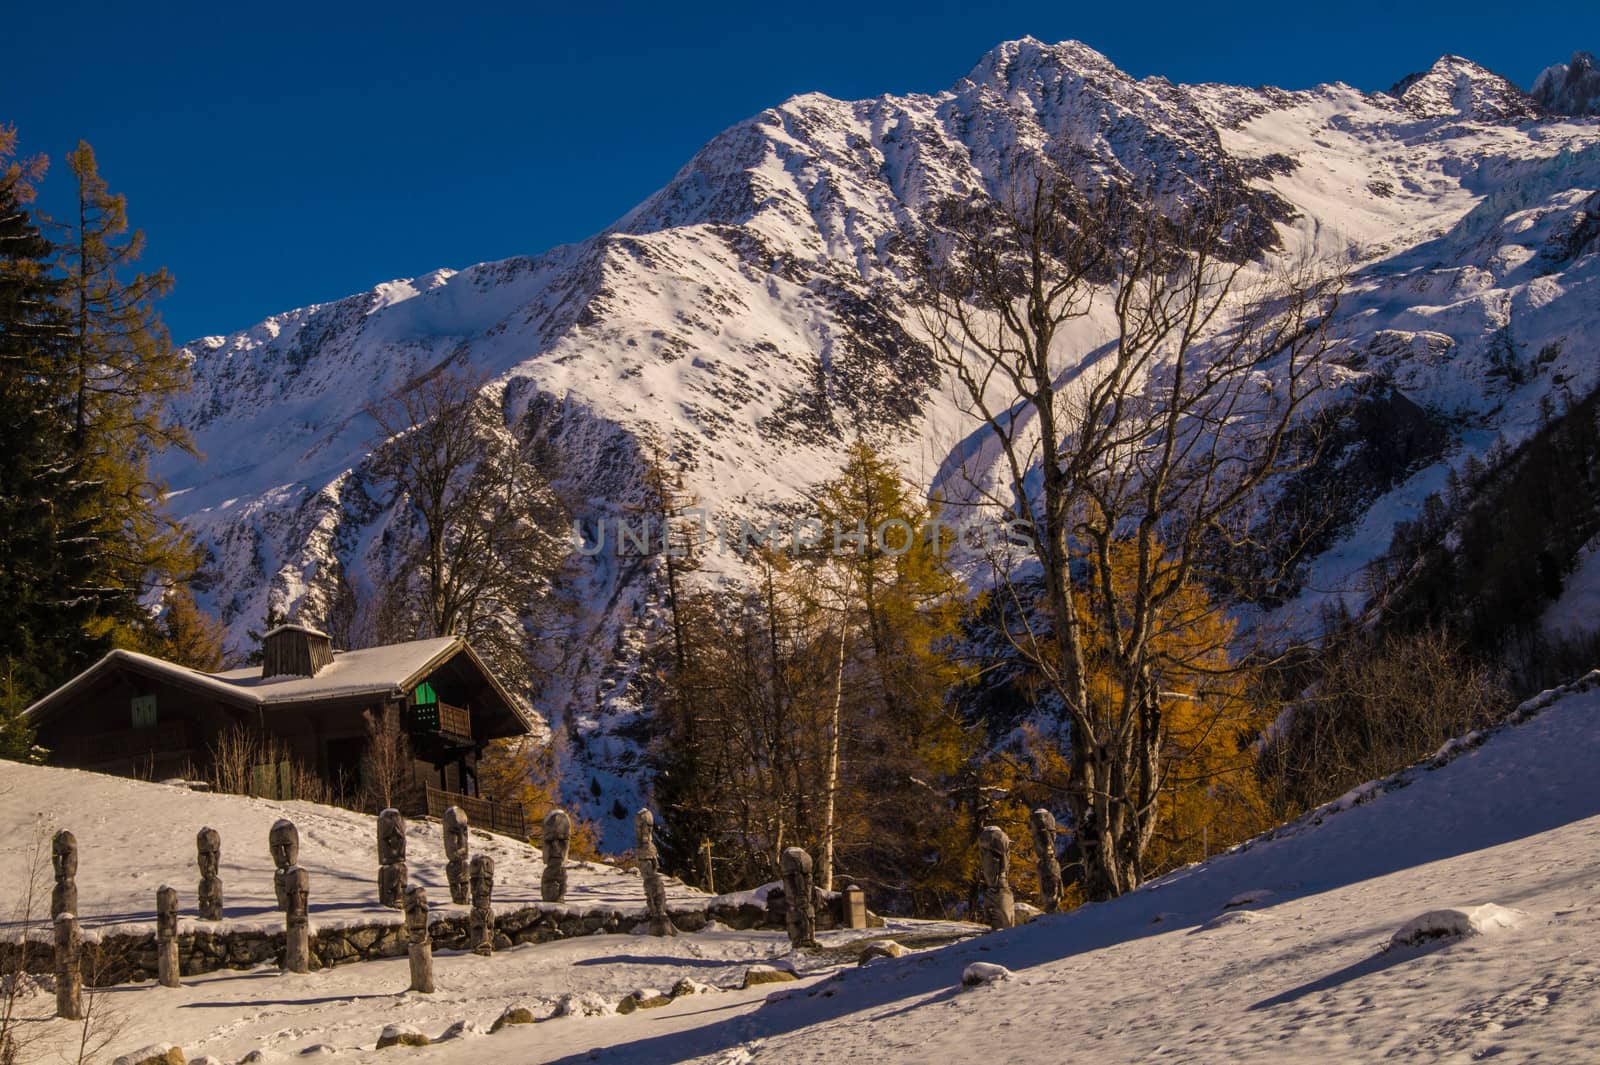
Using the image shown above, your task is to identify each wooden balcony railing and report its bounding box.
[438,702,471,740]
[407,701,472,741]
[425,785,527,839]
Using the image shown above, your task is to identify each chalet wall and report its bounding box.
[34,669,248,780]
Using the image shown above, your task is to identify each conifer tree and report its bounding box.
[56,140,196,646]
[0,128,101,710]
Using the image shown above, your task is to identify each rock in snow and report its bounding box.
[374,1024,429,1049]
[961,962,1013,986]
[112,1047,185,1065]
[1389,904,1526,949]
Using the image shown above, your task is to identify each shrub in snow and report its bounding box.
[1388,904,1524,949]
[298,1046,336,1056]
[112,1046,185,1065]
[439,1019,486,1039]
[1223,890,1275,909]
[961,962,1012,986]
[376,1024,429,1049]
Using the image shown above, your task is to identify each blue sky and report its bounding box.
[4,2,1587,343]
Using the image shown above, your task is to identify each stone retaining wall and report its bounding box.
[4,894,872,987]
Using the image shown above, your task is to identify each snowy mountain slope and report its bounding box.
[154,39,1600,839]
[12,673,1600,1064]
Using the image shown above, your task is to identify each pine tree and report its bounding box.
[55,141,196,647]
[0,127,103,711]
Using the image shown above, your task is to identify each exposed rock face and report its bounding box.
[1388,55,1543,122]
[1533,51,1600,116]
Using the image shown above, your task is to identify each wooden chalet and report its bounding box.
[23,625,535,831]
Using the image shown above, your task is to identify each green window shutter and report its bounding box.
[131,695,157,728]
[413,681,436,706]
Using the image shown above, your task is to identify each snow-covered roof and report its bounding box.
[261,622,331,640]
[24,636,532,731]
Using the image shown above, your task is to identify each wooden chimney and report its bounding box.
[261,624,335,679]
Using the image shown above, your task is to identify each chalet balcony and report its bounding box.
[406,700,472,742]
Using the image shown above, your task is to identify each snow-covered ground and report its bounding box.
[0,767,712,940]
[8,671,1600,1063]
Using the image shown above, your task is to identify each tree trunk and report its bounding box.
[818,622,846,892]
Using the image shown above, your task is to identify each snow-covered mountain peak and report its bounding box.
[154,41,1600,843]
[961,36,1126,93]
[1533,51,1600,116]
[1388,54,1542,123]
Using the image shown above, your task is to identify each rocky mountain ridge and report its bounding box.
[157,39,1600,844]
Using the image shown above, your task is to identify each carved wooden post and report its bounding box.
[443,806,470,905]
[1029,809,1063,914]
[156,885,180,988]
[779,847,819,948]
[468,855,495,956]
[978,825,1015,930]
[635,808,676,937]
[377,808,408,909]
[197,826,224,921]
[51,829,78,920]
[284,866,310,974]
[540,809,572,903]
[50,829,83,1018]
[404,885,434,993]
[53,913,83,1020]
[269,819,299,912]
[843,883,867,930]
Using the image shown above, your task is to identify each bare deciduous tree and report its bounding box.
[920,166,1342,899]
[362,706,414,813]
[366,367,567,695]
